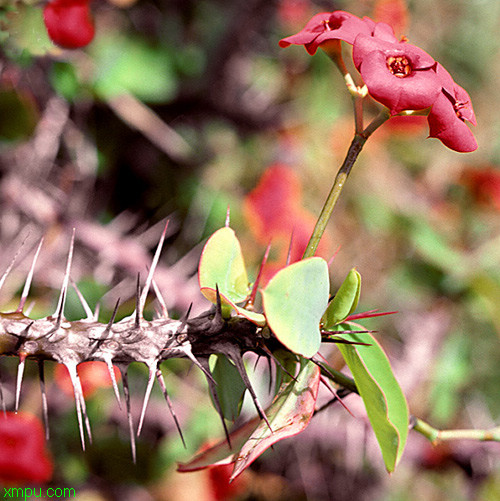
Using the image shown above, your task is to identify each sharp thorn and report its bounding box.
[134,274,141,329]
[15,354,27,413]
[152,279,169,318]
[246,242,271,308]
[104,356,122,409]
[177,344,216,385]
[38,361,50,440]
[0,235,28,293]
[198,357,231,448]
[261,345,297,383]
[155,367,186,448]
[225,205,230,227]
[65,362,86,451]
[137,363,156,437]
[17,237,44,313]
[226,348,272,431]
[139,221,169,319]
[285,230,295,266]
[54,229,75,322]
[104,298,121,336]
[117,364,136,463]
[178,303,193,333]
[71,279,94,320]
[319,376,355,417]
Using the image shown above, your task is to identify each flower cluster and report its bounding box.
[43,0,95,49]
[279,10,477,152]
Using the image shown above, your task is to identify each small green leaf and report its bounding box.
[199,227,250,308]
[323,268,361,328]
[337,332,408,472]
[262,258,329,358]
[231,358,320,480]
[209,355,247,421]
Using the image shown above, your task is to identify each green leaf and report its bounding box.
[337,332,408,472]
[209,354,247,422]
[231,358,320,480]
[199,227,251,309]
[90,34,177,103]
[262,258,329,358]
[322,268,361,328]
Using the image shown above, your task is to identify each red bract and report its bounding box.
[0,412,53,484]
[427,64,477,152]
[352,34,440,115]
[55,361,121,398]
[43,0,95,49]
[278,10,395,55]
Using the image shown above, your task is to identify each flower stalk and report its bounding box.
[303,110,390,259]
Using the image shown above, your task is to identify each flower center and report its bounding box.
[387,56,412,78]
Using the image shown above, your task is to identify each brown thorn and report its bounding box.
[155,366,186,448]
[117,363,136,463]
[246,242,271,308]
[137,362,156,437]
[198,357,231,448]
[225,347,272,431]
[15,353,27,413]
[38,360,50,440]
[139,221,169,319]
[261,345,297,383]
[178,303,193,333]
[17,237,44,313]
[134,274,141,329]
[54,229,75,321]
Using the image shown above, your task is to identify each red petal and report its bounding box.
[44,0,95,49]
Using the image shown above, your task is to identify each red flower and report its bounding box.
[427,64,477,152]
[278,10,396,55]
[352,34,441,115]
[0,412,53,484]
[43,0,95,49]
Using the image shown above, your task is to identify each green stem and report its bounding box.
[303,111,390,259]
[412,417,500,443]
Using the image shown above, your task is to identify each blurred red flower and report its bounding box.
[0,412,53,484]
[55,361,121,398]
[43,0,95,49]
[243,164,331,283]
[461,167,500,210]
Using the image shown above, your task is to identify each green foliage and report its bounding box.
[337,331,409,472]
[209,354,246,421]
[322,268,361,328]
[261,257,329,358]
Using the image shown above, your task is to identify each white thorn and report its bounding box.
[54,229,75,320]
[137,363,156,437]
[17,238,44,313]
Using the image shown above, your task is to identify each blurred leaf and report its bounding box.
[50,62,80,101]
[4,3,53,56]
[91,34,177,103]
[0,89,38,141]
[262,257,329,358]
[209,354,247,422]
[231,357,320,480]
[323,268,361,328]
[337,331,408,472]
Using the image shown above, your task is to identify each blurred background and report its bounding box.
[0,0,499,499]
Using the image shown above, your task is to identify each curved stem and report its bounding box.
[303,110,390,259]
